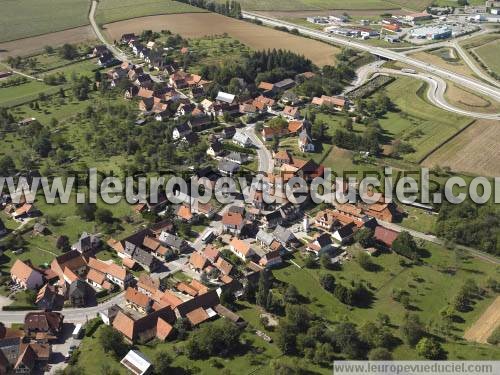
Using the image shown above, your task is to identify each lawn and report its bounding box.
[95,0,206,25]
[0,79,58,107]
[0,0,91,43]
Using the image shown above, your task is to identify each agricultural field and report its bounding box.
[464,297,500,344]
[213,0,418,11]
[473,39,500,77]
[0,0,91,43]
[410,47,476,80]
[0,26,96,61]
[95,0,206,25]
[421,119,500,178]
[102,12,341,66]
[368,76,472,163]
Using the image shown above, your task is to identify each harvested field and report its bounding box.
[0,26,96,60]
[214,0,404,12]
[464,296,500,344]
[473,39,500,76]
[444,82,500,114]
[421,119,500,177]
[102,13,340,66]
[258,9,409,18]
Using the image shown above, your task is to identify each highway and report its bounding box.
[241,11,500,101]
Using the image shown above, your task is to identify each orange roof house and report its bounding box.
[229,238,254,260]
[186,307,210,326]
[189,252,209,271]
[10,260,43,290]
[176,204,194,222]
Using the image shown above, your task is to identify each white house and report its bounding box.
[172,123,192,140]
[232,131,253,147]
[229,238,255,261]
[216,91,236,104]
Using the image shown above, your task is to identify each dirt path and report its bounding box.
[464,296,500,344]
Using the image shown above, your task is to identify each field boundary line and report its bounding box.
[418,119,476,165]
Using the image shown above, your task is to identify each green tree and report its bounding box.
[416,337,444,359]
[95,208,114,224]
[98,326,128,358]
[354,228,374,248]
[152,350,172,374]
[368,347,393,360]
[400,314,426,347]
[392,231,419,260]
[319,273,335,292]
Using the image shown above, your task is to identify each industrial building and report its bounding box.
[409,25,452,40]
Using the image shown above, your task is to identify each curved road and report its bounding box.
[242,11,500,102]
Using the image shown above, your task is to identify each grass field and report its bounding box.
[95,0,206,25]
[411,47,476,80]
[421,119,500,178]
[444,82,500,114]
[0,0,91,43]
[464,297,500,344]
[103,12,341,66]
[373,76,472,163]
[473,39,500,76]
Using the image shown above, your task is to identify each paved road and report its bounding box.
[242,11,500,101]
[242,124,274,174]
[378,220,500,265]
[89,1,129,62]
[0,292,125,325]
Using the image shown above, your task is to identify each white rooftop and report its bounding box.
[120,350,152,375]
[216,91,235,104]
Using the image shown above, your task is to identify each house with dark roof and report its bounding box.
[69,280,93,307]
[306,233,334,255]
[71,232,100,254]
[218,160,240,176]
[24,312,63,340]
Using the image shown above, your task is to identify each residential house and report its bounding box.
[180,132,199,147]
[222,126,236,139]
[332,223,356,244]
[222,211,245,235]
[175,204,194,222]
[273,225,299,248]
[158,232,191,253]
[306,233,334,255]
[71,232,100,254]
[261,126,288,141]
[282,106,301,120]
[288,120,304,136]
[121,33,136,44]
[214,257,233,276]
[218,160,240,176]
[68,280,91,307]
[373,226,399,249]
[189,252,209,272]
[257,81,274,94]
[125,287,153,314]
[172,122,191,140]
[311,95,346,111]
[100,305,122,326]
[361,201,398,222]
[274,78,295,91]
[87,257,133,289]
[226,152,248,165]
[281,91,300,106]
[239,103,258,116]
[203,245,220,263]
[10,260,43,290]
[273,150,293,167]
[298,128,315,152]
[262,210,283,229]
[259,250,282,268]
[35,284,57,310]
[189,86,205,99]
[24,312,63,339]
[189,115,212,132]
[232,132,253,148]
[206,141,225,158]
[229,238,255,261]
[252,95,276,113]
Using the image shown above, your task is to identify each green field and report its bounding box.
[373,77,471,163]
[473,39,500,76]
[0,0,91,43]
[214,0,411,11]
[95,0,206,25]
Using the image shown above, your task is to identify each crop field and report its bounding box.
[372,77,471,163]
[421,119,500,177]
[213,0,421,11]
[473,39,500,76]
[95,0,206,25]
[103,12,341,66]
[0,0,91,43]
[0,26,96,60]
[464,297,500,344]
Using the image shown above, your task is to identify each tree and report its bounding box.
[319,273,335,292]
[75,203,97,221]
[416,337,444,359]
[60,43,78,60]
[256,270,271,308]
[304,253,317,268]
[357,252,374,271]
[392,231,419,260]
[0,156,15,176]
[320,254,332,269]
[56,235,70,251]
[332,322,364,359]
[98,326,128,357]
[220,287,236,309]
[368,347,393,360]
[95,208,114,224]
[400,314,426,347]
[186,320,241,359]
[152,350,172,374]
[284,284,300,304]
[354,228,374,248]
[359,321,394,349]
